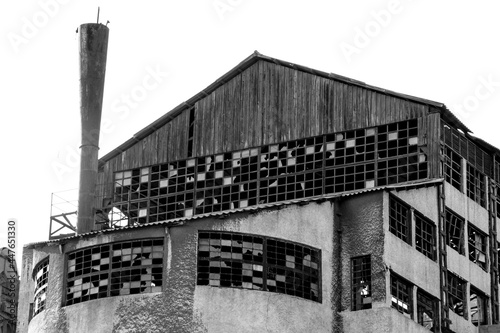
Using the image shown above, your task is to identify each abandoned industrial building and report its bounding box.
[16,23,500,332]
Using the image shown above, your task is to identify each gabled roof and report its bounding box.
[98,51,472,168]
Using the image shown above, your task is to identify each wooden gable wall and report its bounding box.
[99,60,441,202]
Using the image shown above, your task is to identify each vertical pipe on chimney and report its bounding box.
[77,23,109,234]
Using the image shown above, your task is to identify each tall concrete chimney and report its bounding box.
[77,23,109,234]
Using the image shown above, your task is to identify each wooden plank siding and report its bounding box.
[102,59,437,183]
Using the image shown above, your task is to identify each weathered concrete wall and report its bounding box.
[27,243,68,333]
[342,307,434,333]
[481,324,500,333]
[385,234,440,298]
[21,202,335,333]
[189,202,335,333]
[445,183,489,234]
[449,309,475,333]
[17,248,33,333]
[393,187,439,222]
[387,188,440,298]
[339,192,386,314]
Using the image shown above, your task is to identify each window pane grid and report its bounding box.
[33,258,49,317]
[417,289,437,330]
[391,274,412,317]
[447,273,465,317]
[65,239,164,306]
[389,196,410,243]
[415,213,436,260]
[351,256,372,311]
[445,208,465,255]
[468,224,487,271]
[109,119,428,226]
[197,231,321,302]
[470,286,487,326]
[444,146,462,191]
[467,164,486,208]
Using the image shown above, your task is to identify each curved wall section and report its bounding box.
[66,238,164,305]
[32,258,49,317]
[20,201,334,333]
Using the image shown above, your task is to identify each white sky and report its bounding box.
[1,0,500,264]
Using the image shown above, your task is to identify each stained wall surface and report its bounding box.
[18,202,335,333]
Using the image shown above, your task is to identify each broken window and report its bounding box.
[445,208,465,255]
[497,185,500,219]
[444,146,462,191]
[417,289,437,330]
[415,212,436,261]
[33,258,49,317]
[377,119,426,186]
[325,128,377,193]
[197,231,321,302]
[447,273,466,317]
[109,119,428,226]
[470,286,487,326]
[389,196,411,244]
[467,164,486,208]
[391,274,412,318]
[65,239,163,306]
[468,224,487,271]
[351,255,372,311]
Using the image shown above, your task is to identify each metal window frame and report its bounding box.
[415,211,437,261]
[390,273,413,317]
[389,195,411,244]
[32,257,49,317]
[100,119,427,229]
[416,288,438,329]
[445,208,465,255]
[351,255,372,311]
[196,230,322,303]
[447,272,466,318]
[468,223,488,271]
[470,285,488,326]
[64,238,164,306]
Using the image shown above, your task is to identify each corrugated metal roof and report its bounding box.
[98,51,473,168]
[28,178,443,248]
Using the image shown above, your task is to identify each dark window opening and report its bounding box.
[196,231,321,302]
[468,224,487,271]
[415,212,436,261]
[467,164,486,208]
[444,146,462,191]
[65,239,164,306]
[391,274,412,318]
[417,289,437,330]
[447,273,466,317]
[389,196,411,244]
[351,256,372,311]
[109,119,428,226]
[32,258,49,317]
[445,208,465,255]
[470,286,487,326]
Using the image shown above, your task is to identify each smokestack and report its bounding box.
[77,23,109,234]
